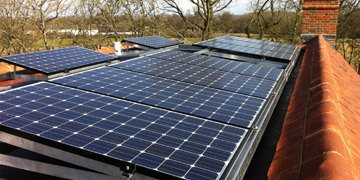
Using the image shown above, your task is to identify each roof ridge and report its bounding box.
[268,35,360,179]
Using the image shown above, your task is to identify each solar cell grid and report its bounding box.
[220,35,298,51]
[111,57,276,99]
[0,47,115,75]
[194,36,299,60]
[122,36,183,49]
[52,67,265,128]
[198,40,295,60]
[0,82,248,180]
[147,50,283,81]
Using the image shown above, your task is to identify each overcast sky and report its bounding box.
[177,0,251,15]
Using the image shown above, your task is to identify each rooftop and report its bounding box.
[268,35,360,179]
[0,35,300,180]
[0,34,359,179]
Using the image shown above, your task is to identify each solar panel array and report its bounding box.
[111,57,276,99]
[52,67,265,128]
[0,82,247,180]
[122,36,183,49]
[0,35,289,180]
[194,35,300,61]
[0,47,115,75]
[147,50,283,81]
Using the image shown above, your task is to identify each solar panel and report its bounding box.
[52,67,265,128]
[111,57,276,99]
[122,36,183,49]
[0,82,248,180]
[147,50,283,81]
[0,47,115,75]
[194,35,300,61]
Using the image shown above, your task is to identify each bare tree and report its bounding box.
[163,0,233,40]
[122,0,158,36]
[245,0,264,38]
[246,0,292,40]
[336,0,360,73]
[289,0,302,43]
[68,0,104,49]
[0,0,36,54]
[30,0,71,50]
[95,0,126,41]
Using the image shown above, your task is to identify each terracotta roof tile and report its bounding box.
[95,45,134,54]
[268,35,360,179]
[96,47,115,54]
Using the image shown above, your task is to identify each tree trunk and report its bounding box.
[207,10,214,40]
[246,13,256,38]
[258,18,265,40]
[291,0,303,43]
[201,27,206,41]
[42,30,49,50]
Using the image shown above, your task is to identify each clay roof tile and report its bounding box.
[268,35,360,179]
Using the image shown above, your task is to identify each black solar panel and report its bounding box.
[0,82,248,179]
[52,67,265,128]
[147,50,283,81]
[0,47,115,75]
[111,57,276,99]
[122,36,183,49]
[194,35,300,61]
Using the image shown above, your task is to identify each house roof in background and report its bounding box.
[95,45,134,54]
[0,65,26,87]
[268,35,360,179]
[95,47,115,54]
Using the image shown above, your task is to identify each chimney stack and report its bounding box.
[301,0,340,43]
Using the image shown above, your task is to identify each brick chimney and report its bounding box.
[301,0,340,43]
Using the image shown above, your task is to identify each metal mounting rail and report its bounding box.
[0,131,157,180]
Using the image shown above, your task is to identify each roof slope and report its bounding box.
[95,47,115,54]
[268,35,360,179]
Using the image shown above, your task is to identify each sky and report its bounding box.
[177,0,251,15]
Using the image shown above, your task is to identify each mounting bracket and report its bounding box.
[120,162,136,179]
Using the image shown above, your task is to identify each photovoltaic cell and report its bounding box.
[52,67,265,128]
[0,47,115,75]
[194,35,300,61]
[111,57,276,99]
[147,50,283,81]
[0,82,248,180]
[122,36,183,49]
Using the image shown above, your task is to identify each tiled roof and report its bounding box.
[268,35,360,179]
[95,45,134,54]
[95,47,115,54]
